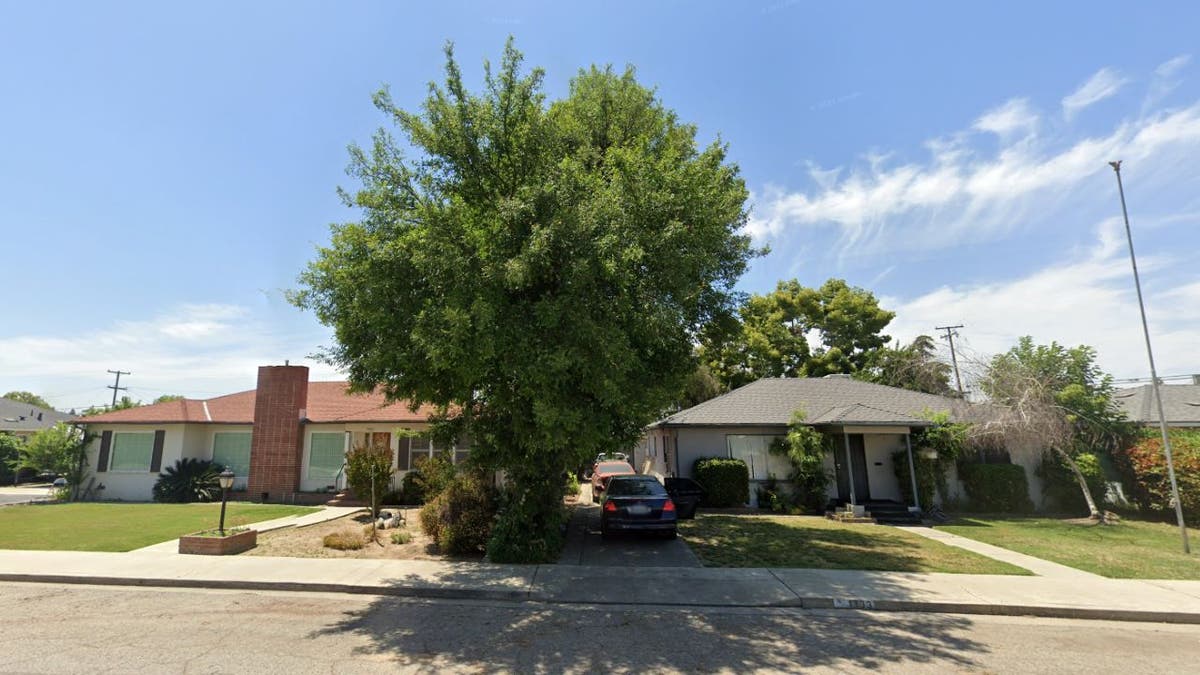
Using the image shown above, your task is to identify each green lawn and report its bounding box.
[937,516,1200,579]
[679,514,1030,574]
[0,502,318,552]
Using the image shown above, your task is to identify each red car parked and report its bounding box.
[590,460,636,502]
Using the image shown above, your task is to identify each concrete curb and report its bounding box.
[4,572,1199,625]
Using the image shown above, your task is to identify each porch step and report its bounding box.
[863,500,923,525]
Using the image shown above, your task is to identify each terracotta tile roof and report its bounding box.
[71,382,435,425]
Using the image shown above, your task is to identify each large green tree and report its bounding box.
[858,335,955,396]
[977,336,1133,519]
[3,391,54,410]
[703,278,894,389]
[294,41,754,562]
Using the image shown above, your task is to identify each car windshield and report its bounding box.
[607,478,667,497]
[597,462,634,475]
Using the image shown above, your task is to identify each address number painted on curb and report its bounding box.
[834,598,876,610]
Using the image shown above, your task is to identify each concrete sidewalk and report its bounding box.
[2,549,1200,624]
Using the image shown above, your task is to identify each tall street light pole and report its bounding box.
[1109,160,1190,554]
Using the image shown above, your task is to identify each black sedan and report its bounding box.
[600,475,677,539]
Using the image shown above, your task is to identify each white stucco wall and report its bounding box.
[85,424,193,501]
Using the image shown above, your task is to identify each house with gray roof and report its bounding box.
[0,397,71,441]
[639,375,970,515]
[1113,383,1200,428]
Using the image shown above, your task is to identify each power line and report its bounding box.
[935,324,965,397]
[106,369,130,408]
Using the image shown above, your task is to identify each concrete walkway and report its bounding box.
[129,505,366,555]
[895,525,1102,579]
[3,548,1200,624]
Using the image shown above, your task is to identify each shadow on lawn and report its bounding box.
[684,515,950,571]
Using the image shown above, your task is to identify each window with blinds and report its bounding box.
[212,432,252,488]
[308,432,346,480]
[110,433,154,472]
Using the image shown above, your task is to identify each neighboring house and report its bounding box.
[639,375,1046,511]
[1113,382,1200,428]
[72,365,458,502]
[0,397,72,441]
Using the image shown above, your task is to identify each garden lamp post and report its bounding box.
[217,469,235,536]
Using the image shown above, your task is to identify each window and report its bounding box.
[212,432,251,489]
[110,432,154,472]
[726,435,789,481]
[308,433,345,480]
[408,435,432,470]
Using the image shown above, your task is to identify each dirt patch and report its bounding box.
[244,510,462,560]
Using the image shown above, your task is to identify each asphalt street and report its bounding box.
[3,582,1200,674]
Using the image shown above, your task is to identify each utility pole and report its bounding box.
[1110,160,1189,553]
[935,325,965,397]
[106,369,130,408]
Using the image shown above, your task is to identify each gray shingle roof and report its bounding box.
[1113,384,1200,426]
[0,398,71,433]
[653,376,960,427]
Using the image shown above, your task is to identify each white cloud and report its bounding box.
[0,303,341,410]
[1145,54,1192,112]
[1062,67,1129,119]
[973,98,1038,137]
[1156,54,1191,80]
[883,220,1200,383]
[746,93,1200,256]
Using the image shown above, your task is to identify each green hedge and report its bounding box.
[892,450,936,509]
[694,457,749,507]
[958,463,1033,513]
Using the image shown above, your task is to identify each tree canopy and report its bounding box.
[3,391,54,410]
[294,40,755,561]
[858,334,955,396]
[701,278,894,389]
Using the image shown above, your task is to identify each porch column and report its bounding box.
[905,432,921,512]
[843,430,857,506]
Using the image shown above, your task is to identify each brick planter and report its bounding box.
[178,528,258,555]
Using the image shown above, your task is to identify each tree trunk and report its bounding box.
[1054,447,1104,521]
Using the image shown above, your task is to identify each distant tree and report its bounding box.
[858,335,955,396]
[13,423,79,476]
[677,363,724,410]
[0,433,21,485]
[81,396,142,416]
[702,278,895,389]
[292,41,755,562]
[2,391,54,410]
[153,394,185,404]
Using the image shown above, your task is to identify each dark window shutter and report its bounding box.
[97,431,112,472]
[397,436,411,471]
[150,430,166,473]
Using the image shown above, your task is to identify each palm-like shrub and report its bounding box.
[153,458,221,503]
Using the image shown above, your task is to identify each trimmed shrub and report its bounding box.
[153,458,221,503]
[420,471,498,555]
[345,442,393,517]
[391,530,412,545]
[1114,429,1200,520]
[323,531,365,550]
[412,451,457,501]
[958,463,1034,513]
[399,472,425,505]
[693,457,750,507]
[1037,451,1105,514]
[564,472,581,497]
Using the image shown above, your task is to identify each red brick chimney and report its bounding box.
[247,365,309,501]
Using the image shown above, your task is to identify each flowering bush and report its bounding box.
[1113,429,1200,520]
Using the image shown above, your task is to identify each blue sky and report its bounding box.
[3,1,1199,410]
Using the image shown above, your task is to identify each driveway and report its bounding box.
[559,485,701,567]
[0,485,54,506]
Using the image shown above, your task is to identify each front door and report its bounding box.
[834,434,871,502]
